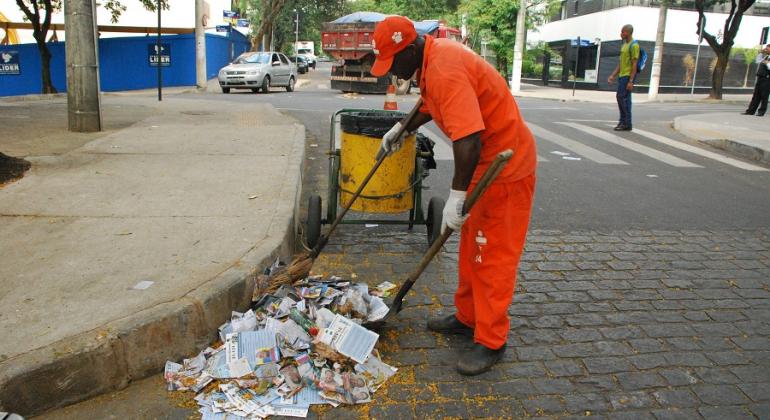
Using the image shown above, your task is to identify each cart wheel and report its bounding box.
[306,195,322,249]
[426,196,444,246]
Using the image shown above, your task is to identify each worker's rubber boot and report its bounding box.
[456,343,506,376]
[426,314,473,336]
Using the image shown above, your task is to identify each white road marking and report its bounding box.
[419,126,454,160]
[524,106,579,110]
[537,155,549,162]
[317,84,329,89]
[560,122,702,168]
[529,123,628,165]
[565,119,619,123]
[629,127,769,172]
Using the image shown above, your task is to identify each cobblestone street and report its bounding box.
[307,226,770,419]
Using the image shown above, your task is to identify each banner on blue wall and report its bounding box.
[148,43,171,67]
[0,51,21,75]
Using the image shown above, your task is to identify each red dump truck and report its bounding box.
[321,12,462,94]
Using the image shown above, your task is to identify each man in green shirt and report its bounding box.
[607,24,640,131]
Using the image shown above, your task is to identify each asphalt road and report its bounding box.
[199,62,770,232]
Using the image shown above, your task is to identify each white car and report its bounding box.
[218,51,297,93]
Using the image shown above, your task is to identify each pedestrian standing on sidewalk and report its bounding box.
[370,16,538,376]
[742,44,770,117]
[607,24,640,131]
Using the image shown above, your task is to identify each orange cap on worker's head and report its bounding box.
[370,16,418,77]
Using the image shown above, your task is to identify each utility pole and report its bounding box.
[292,9,299,68]
[510,0,527,93]
[195,0,207,90]
[648,0,668,100]
[157,0,162,101]
[64,0,102,132]
[294,9,299,55]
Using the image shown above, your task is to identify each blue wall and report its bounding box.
[0,32,250,96]
[0,42,67,96]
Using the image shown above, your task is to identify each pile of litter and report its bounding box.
[164,263,400,419]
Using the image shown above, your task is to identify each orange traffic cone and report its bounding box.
[383,84,398,110]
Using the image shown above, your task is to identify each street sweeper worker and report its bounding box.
[371,15,537,376]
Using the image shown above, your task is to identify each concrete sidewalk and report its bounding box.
[513,82,752,104]
[0,93,305,416]
[674,113,770,165]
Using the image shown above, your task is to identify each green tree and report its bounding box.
[731,45,760,87]
[460,0,557,81]
[694,0,756,99]
[15,0,167,94]
[347,0,460,20]
[237,0,346,52]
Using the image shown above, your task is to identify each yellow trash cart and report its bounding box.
[305,109,444,249]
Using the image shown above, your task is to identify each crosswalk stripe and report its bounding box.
[529,123,628,165]
[537,155,549,162]
[559,122,702,168]
[630,127,769,172]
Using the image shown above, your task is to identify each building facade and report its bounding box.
[527,0,770,92]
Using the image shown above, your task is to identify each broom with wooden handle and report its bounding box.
[258,99,425,295]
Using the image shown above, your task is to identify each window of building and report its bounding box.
[574,0,579,15]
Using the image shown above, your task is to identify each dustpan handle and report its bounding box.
[311,99,424,258]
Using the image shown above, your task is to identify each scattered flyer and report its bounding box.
[318,314,379,364]
[166,272,398,418]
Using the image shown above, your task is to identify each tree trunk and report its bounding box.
[36,38,57,94]
[710,51,728,99]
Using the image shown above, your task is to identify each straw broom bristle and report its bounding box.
[259,252,315,295]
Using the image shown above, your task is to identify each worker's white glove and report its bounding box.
[379,122,409,157]
[441,189,468,234]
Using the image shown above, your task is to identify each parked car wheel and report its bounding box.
[286,77,295,92]
[221,87,230,93]
[261,76,271,93]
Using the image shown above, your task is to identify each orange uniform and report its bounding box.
[417,35,537,349]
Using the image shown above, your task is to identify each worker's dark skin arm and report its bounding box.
[451,132,482,191]
[403,111,432,133]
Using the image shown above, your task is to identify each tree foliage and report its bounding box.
[731,45,761,87]
[237,0,347,52]
[346,0,460,21]
[460,0,558,80]
[694,0,756,98]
